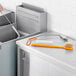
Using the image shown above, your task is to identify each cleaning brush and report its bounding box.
[26,37,73,50]
[31,43,73,50]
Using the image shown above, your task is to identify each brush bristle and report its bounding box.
[64,42,73,48]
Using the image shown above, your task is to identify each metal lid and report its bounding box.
[16,31,76,74]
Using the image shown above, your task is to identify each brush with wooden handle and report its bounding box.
[31,42,73,50]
